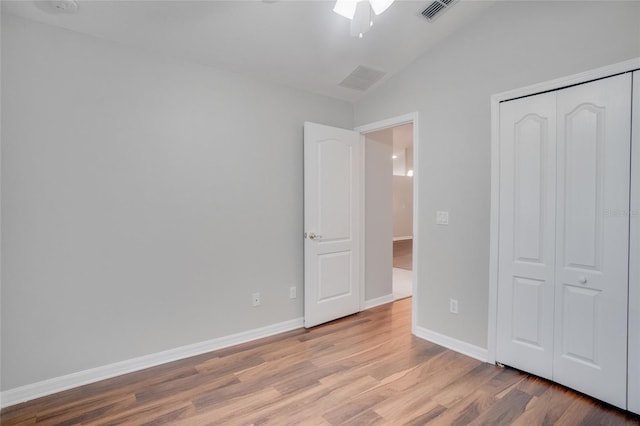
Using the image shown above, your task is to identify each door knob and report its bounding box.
[306,232,322,241]
[578,276,587,284]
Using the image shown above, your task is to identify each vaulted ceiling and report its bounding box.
[2,0,497,102]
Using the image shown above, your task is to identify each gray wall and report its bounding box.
[1,15,353,390]
[364,129,393,301]
[3,0,640,394]
[354,1,640,348]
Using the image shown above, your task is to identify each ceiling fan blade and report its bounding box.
[350,1,372,37]
[333,0,358,20]
[369,0,394,15]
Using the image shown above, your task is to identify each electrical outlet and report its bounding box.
[289,286,297,299]
[252,292,261,307]
[449,298,458,314]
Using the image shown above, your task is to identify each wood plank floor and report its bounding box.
[2,299,638,425]
[393,239,412,271]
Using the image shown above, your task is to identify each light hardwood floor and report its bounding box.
[393,239,412,271]
[393,239,413,299]
[2,299,638,425]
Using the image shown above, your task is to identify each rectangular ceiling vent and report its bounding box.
[339,66,386,91]
[421,0,457,22]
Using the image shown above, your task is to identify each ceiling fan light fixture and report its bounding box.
[334,0,394,37]
[369,0,394,15]
[350,1,372,37]
[333,0,358,20]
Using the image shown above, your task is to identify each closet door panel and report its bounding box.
[629,70,640,415]
[562,104,602,269]
[554,73,631,409]
[496,92,556,380]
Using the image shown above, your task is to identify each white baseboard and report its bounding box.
[363,294,395,310]
[0,317,303,409]
[393,236,413,241]
[414,326,488,362]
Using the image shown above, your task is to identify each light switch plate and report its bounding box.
[436,211,449,225]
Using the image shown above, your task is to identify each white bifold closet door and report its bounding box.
[553,74,631,408]
[497,73,632,409]
[496,92,557,381]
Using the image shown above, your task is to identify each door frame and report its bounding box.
[355,112,419,334]
[630,70,640,414]
[488,58,640,364]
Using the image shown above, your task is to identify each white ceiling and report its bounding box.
[2,0,497,102]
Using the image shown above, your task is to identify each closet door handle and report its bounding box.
[578,276,587,285]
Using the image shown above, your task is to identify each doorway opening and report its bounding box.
[364,124,414,300]
[391,124,414,300]
[303,114,418,330]
[357,113,418,332]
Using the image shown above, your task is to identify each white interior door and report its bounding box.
[554,74,631,409]
[303,122,362,328]
[496,92,557,380]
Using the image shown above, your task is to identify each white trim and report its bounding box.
[411,117,419,335]
[393,236,413,241]
[359,133,367,312]
[0,317,303,409]
[415,326,488,362]
[363,294,394,310]
[356,112,417,134]
[492,58,640,104]
[355,112,419,335]
[487,90,501,364]
[629,70,640,415]
[489,58,640,366]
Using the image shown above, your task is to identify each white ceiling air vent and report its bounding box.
[421,0,456,22]
[339,66,386,91]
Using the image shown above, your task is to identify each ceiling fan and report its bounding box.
[333,0,395,38]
